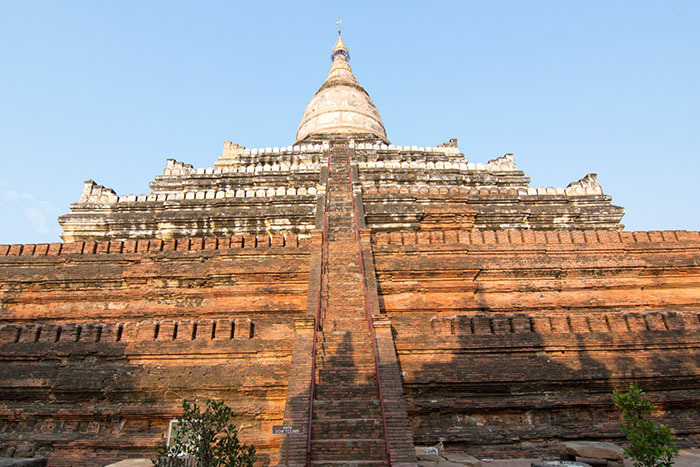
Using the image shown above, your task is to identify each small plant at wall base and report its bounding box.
[613,383,678,467]
[153,399,255,467]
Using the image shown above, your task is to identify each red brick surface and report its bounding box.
[0,240,310,465]
[371,233,700,457]
[3,224,700,464]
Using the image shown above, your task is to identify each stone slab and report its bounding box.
[0,459,47,467]
[104,459,152,467]
[530,462,592,467]
[442,452,481,466]
[559,441,624,460]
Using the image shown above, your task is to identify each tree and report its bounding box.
[613,383,678,467]
[154,399,255,467]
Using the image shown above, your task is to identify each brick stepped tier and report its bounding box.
[57,136,626,242]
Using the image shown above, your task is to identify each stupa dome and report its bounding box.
[296,33,388,143]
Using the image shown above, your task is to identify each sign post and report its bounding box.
[272,424,306,466]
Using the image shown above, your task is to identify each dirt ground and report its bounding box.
[480,448,700,467]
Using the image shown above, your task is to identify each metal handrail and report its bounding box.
[345,141,393,466]
[306,144,332,466]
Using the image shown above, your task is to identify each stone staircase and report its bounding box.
[278,141,416,466]
[309,143,389,466]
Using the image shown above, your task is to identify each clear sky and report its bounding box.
[1,1,698,244]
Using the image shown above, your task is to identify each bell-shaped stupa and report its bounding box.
[296,32,388,143]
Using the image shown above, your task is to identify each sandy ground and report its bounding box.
[480,448,700,466]
[106,449,700,466]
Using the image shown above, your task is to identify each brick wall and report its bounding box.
[2,231,700,462]
[0,236,310,466]
[372,231,700,456]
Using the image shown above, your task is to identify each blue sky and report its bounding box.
[1,1,698,244]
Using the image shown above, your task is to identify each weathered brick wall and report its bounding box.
[2,230,700,463]
[0,234,309,466]
[372,230,700,456]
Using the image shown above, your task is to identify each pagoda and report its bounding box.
[0,32,698,467]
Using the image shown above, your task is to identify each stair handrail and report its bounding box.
[306,144,332,466]
[345,141,393,466]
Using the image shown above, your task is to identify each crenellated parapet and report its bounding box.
[0,233,308,257]
[373,228,700,246]
[77,180,118,204]
[565,172,603,195]
[426,310,700,336]
[0,318,257,345]
[214,142,327,168]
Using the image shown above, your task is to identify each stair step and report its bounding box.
[317,342,373,350]
[323,318,368,325]
[320,323,369,331]
[317,335,374,342]
[317,331,371,339]
[323,306,366,312]
[310,439,387,461]
[326,274,362,281]
[316,359,375,367]
[314,377,376,385]
[311,418,383,439]
[315,378,377,389]
[316,356,376,366]
[317,333,372,340]
[316,347,375,355]
[325,290,364,297]
[327,271,362,278]
[316,355,376,365]
[318,330,371,337]
[316,356,375,363]
[327,232,355,239]
[319,345,372,356]
[316,360,376,369]
[325,282,364,290]
[315,385,378,400]
[318,333,371,341]
[313,400,381,418]
[311,462,387,467]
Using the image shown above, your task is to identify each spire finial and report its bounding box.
[331,19,350,61]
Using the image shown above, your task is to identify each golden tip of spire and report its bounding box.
[333,33,347,51]
[331,31,349,61]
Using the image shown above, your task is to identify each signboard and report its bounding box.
[272,424,306,435]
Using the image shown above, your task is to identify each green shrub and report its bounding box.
[154,399,255,467]
[613,383,678,467]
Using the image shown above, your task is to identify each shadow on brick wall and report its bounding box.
[397,310,700,458]
[0,317,287,466]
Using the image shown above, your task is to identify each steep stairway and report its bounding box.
[309,142,389,466]
[277,140,416,466]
